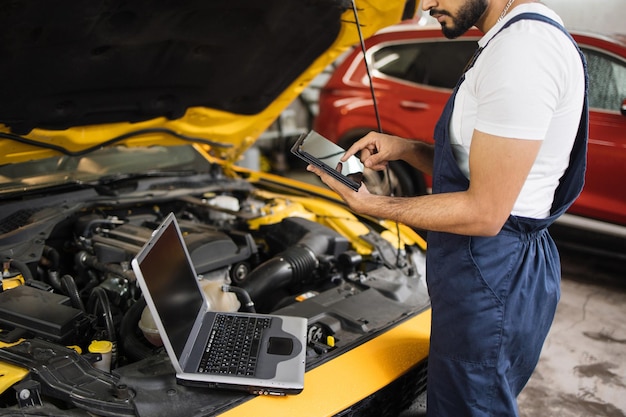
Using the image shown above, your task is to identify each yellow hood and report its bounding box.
[0,0,414,166]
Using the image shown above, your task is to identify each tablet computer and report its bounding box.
[291,130,364,191]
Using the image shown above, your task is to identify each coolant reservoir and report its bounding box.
[138,279,240,346]
[138,307,163,347]
[206,195,239,221]
[199,280,241,312]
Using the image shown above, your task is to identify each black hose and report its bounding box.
[222,285,256,313]
[47,270,63,291]
[42,246,63,290]
[42,246,60,269]
[88,287,117,366]
[60,274,86,312]
[7,258,34,282]
[76,251,134,281]
[88,288,115,339]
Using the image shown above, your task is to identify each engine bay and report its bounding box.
[0,171,429,416]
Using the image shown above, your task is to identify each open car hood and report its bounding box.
[0,0,414,165]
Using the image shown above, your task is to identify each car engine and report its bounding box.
[0,174,429,416]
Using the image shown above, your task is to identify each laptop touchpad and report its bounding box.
[268,337,293,355]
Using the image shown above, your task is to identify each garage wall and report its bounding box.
[541,0,625,34]
[414,0,625,35]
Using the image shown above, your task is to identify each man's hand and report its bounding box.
[343,131,435,175]
[342,132,407,171]
[306,163,371,211]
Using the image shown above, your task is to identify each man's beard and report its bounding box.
[433,0,488,39]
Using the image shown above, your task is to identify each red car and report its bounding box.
[314,22,626,228]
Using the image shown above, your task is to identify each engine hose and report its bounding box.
[88,287,117,366]
[47,270,63,291]
[41,246,63,290]
[76,251,134,281]
[222,285,256,313]
[42,245,60,267]
[241,232,326,302]
[6,258,34,282]
[60,274,86,312]
[120,298,159,361]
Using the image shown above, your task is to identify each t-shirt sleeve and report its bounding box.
[472,30,565,140]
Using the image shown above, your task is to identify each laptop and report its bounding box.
[131,212,307,396]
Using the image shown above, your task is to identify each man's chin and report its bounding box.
[441,24,465,39]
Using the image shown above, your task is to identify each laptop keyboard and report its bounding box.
[198,314,272,376]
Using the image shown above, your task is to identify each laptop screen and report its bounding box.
[137,218,205,358]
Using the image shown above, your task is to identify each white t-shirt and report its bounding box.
[450,3,585,219]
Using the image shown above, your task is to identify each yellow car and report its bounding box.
[0,1,430,416]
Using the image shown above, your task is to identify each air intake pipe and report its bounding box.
[240,232,330,304]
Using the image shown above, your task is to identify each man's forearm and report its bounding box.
[351,191,506,237]
[402,140,434,176]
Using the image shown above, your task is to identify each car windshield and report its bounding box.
[0,145,211,192]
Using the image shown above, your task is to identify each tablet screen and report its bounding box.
[292,131,364,190]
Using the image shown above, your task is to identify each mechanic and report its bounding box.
[307,0,588,416]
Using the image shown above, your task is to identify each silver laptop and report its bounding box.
[131,212,307,396]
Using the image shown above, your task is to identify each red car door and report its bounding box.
[572,37,626,226]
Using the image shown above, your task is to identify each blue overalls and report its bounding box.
[425,13,588,417]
